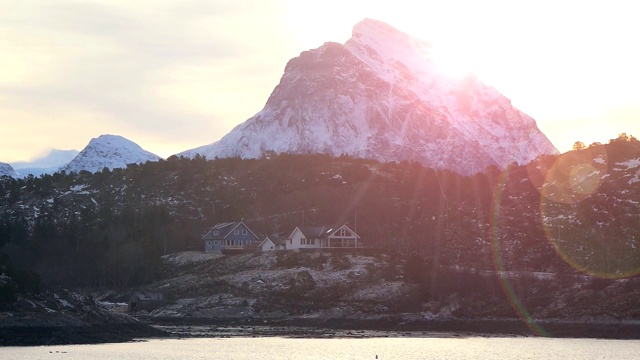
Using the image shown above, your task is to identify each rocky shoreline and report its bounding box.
[142,315,640,340]
[0,323,166,347]
[0,289,167,347]
[3,315,639,346]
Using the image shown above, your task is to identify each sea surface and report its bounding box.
[2,337,640,359]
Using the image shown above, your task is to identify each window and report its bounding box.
[213,230,219,235]
[242,229,247,235]
[234,229,239,235]
[300,238,306,245]
[330,239,343,247]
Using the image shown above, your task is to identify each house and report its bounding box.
[260,236,287,252]
[128,292,164,312]
[287,224,361,250]
[202,222,260,253]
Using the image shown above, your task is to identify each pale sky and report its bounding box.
[1,0,639,163]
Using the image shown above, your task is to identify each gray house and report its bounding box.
[202,222,260,253]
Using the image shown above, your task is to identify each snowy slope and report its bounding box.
[11,149,79,177]
[0,162,18,177]
[179,18,557,175]
[60,135,161,174]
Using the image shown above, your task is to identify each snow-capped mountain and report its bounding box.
[180,18,557,175]
[60,134,161,174]
[0,162,18,177]
[11,149,79,177]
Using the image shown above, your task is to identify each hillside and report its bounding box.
[127,250,640,338]
[2,135,640,283]
[1,134,639,337]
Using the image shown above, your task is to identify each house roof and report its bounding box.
[298,226,337,239]
[201,221,259,241]
[295,224,360,239]
[262,236,287,247]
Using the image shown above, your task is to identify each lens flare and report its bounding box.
[537,147,607,205]
[490,167,549,337]
[537,146,640,279]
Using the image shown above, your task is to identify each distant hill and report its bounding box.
[0,162,17,177]
[11,149,79,177]
[60,134,161,174]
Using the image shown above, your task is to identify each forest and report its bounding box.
[1,134,639,294]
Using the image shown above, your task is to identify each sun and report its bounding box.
[282,1,483,80]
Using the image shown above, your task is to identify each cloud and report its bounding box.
[0,0,293,160]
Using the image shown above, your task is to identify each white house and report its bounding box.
[286,224,361,250]
[259,236,287,252]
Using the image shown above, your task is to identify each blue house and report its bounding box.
[202,222,260,253]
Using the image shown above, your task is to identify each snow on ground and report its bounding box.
[157,252,390,303]
[54,294,73,308]
[351,281,403,301]
[616,158,640,169]
[70,184,88,192]
[161,251,223,266]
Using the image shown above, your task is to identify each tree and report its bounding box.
[404,254,428,283]
[572,141,586,151]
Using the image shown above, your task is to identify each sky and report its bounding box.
[1,0,639,163]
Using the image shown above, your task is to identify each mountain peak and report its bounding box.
[60,134,161,174]
[351,18,419,45]
[0,162,18,178]
[348,18,434,67]
[352,18,400,38]
[88,134,139,149]
[179,19,557,175]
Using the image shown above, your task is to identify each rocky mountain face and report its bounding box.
[0,162,17,177]
[60,134,161,174]
[180,19,557,175]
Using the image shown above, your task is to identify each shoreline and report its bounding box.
[0,323,167,347]
[143,316,640,340]
[3,316,640,347]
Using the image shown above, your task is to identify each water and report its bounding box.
[2,337,640,359]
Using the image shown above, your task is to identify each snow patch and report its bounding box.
[616,158,640,169]
[54,293,73,308]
